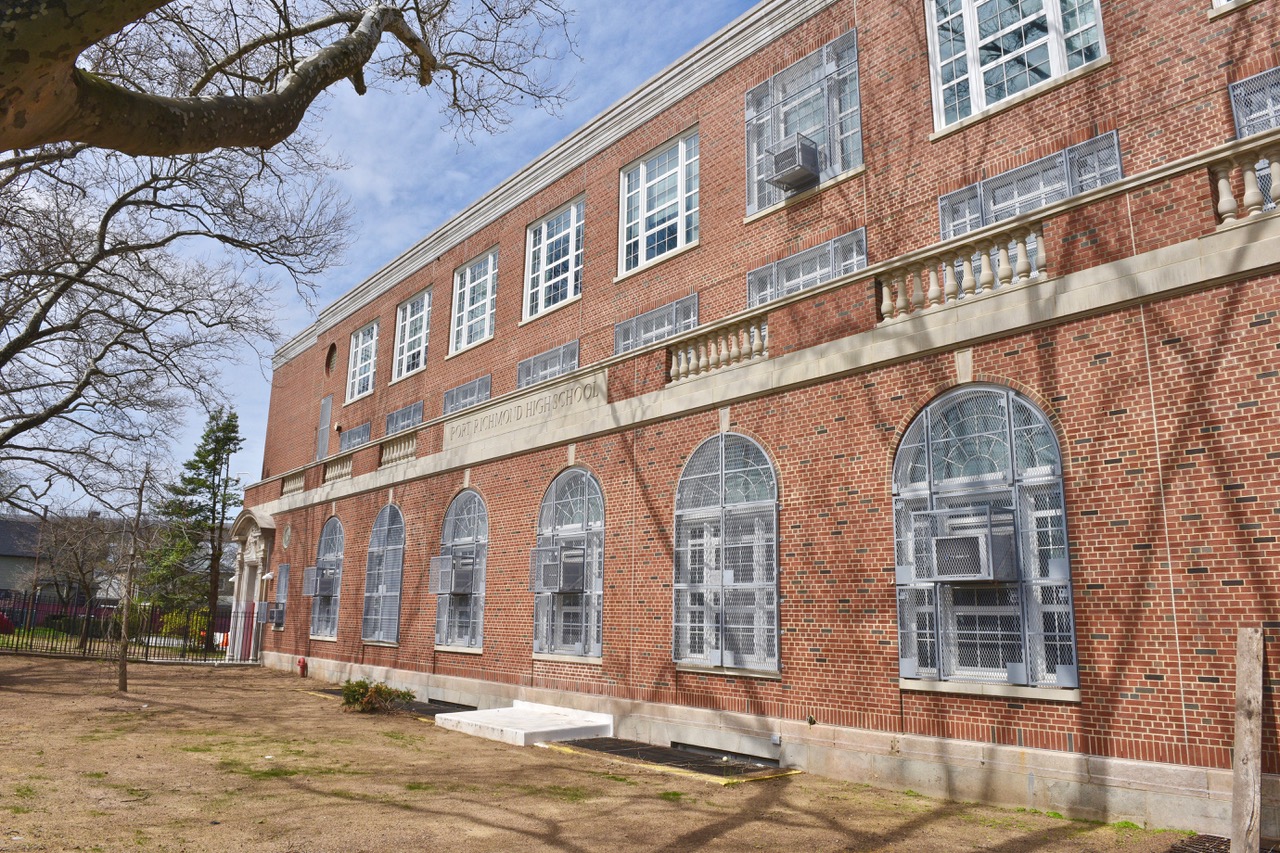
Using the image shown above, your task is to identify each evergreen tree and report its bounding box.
[150,409,244,651]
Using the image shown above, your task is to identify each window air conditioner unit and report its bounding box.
[532,545,588,593]
[255,605,270,624]
[314,574,337,597]
[435,548,481,594]
[928,513,1017,582]
[266,604,285,627]
[766,133,820,191]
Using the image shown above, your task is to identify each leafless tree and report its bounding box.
[0,140,348,513]
[1,0,573,155]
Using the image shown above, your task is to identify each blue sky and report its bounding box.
[210,0,760,486]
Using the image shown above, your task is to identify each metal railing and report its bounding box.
[0,589,254,663]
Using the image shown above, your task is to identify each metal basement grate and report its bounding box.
[316,688,475,718]
[1169,836,1279,853]
[562,737,789,780]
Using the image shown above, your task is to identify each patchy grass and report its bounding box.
[14,784,36,798]
[659,791,686,803]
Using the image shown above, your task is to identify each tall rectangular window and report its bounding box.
[526,198,584,319]
[926,0,1105,128]
[346,322,378,402]
[745,30,862,214]
[620,131,699,273]
[393,289,431,380]
[450,249,498,354]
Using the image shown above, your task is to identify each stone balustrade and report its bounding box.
[281,471,305,496]
[323,454,353,483]
[668,317,767,382]
[1211,140,1279,224]
[380,432,417,466]
[878,226,1045,322]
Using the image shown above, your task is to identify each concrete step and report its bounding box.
[434,700,613,746]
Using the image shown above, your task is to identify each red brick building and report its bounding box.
[233,0,1280,835]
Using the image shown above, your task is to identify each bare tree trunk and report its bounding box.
[117,465,149,693]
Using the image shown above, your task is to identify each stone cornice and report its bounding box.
[274,0,840,368]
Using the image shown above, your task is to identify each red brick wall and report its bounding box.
[253,0,1280,773]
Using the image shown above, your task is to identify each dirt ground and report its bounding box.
[0,657,1208,852]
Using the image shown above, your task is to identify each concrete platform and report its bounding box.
[434,700,613,746]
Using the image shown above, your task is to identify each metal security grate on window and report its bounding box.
[746,228,867,307]
[435,490,489,648]
[892,386,1077,689]
[361,505,404,644]
[443,375,491,414]
[1231,66,1280,138]
[1230,67,1280,211]
[517,340,579,389]
[338,421,371,452]
[385,401,423,436]
[745,29,861,214]
[939,133,1122,276]
[673,433,779,671]
[614,293,698,355]
[275,564,289,605]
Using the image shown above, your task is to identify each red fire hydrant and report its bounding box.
[297,657,308,678]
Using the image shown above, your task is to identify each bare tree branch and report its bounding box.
[2,0,571,155]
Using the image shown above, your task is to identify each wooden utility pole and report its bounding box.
[1231,626,1263,853]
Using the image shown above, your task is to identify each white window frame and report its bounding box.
[893,385,1077,689]
[925,0,1106,129]
[346,322,378,402]
[619,130,700,275]
[392,289,431,381]
[361,504,405,645]
[673,433,780,673]
[450,248,499,354]
[745,30,862,214]
[531,468,605,658]
[309,517,344,639]
[525,197,585,320]
[435,490,488,649]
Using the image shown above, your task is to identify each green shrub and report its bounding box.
[340,679,416,713]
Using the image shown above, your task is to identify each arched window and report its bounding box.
[307,517,344,638]
[531,468,604,657]
[361,505,405,644]
[431,490,488,648]
[894,385,1077,688]
[673,433,779,672]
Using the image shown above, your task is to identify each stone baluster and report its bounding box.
[1240,158,1265,217]
[1214,163,1238,223]
[708,332,721,370]
[996,242,1013,288]
[893,271,908,318]
[961,253,976,297]
[880,277,895,320]
[753,320,766,358]
[728,323,742,364]
[697,339,709,375]
[669,348,681,382]
[943,256,959,303]
[926,264,942,307]
[1030,225,1047,279]
[1014,231,1032,284]
[1268,150,1280,210]
[978,243,995,293]
[910,267,925,313]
